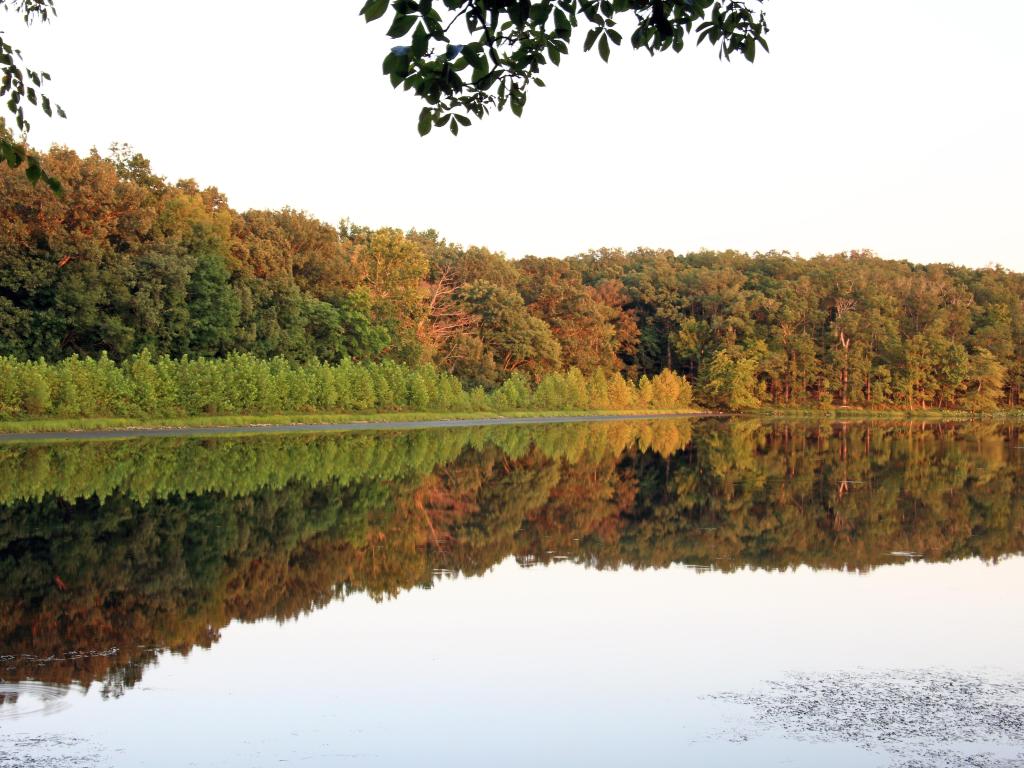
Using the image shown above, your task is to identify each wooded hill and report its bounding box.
[3,142,1022,411]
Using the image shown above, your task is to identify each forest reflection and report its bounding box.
[1,418,1022,696]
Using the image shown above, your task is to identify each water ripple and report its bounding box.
[0,681,81,720]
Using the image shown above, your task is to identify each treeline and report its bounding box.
[0,352,691,419]
[3,139,1024,410]
[3,420,1023,690]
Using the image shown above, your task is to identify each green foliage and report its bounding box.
[0,352,689,421]
[362,0,769,133]
[457,280,562,383]
[187,250,241,356]
[4,143,1024,414]
[651,368,692,408]
[1,2,65,190]
[701,348,761,410]
[964,349,1006,412]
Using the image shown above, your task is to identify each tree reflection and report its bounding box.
[1,419,1021,695]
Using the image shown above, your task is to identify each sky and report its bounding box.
[9,0,1024,268]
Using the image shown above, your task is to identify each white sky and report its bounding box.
[10,0,1024,268]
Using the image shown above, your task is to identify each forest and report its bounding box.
[2,139,1023,413]
[2,419,1023,692]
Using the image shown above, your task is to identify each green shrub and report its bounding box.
[0,352,691,421]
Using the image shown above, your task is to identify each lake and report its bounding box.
[1,418,1022,767]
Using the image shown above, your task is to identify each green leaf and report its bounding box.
[417,107,433,136]
[0,141,17,168]
[461,44,482,68]
[360,0,389,22]
[598,34,610,62]
[412,23,429,56]
[387,13,417,38]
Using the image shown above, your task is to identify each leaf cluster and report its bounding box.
[0,0,64,190]
[363,0,768,134]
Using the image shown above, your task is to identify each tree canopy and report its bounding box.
[4,141,1024,413]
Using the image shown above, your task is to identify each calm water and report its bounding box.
[1,418,1023,767]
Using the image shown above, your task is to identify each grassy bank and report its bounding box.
[5,404,1021,437]
[0,409,704,437]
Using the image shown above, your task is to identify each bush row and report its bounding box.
[0,352,693,420]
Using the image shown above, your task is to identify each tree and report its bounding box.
[831,296,856,406]
[417,266,480,366]
[186,250,240,357]
[364,0,769,135]
[700,347,761,410]
[341,226,429,363]
[963,349,1006,411]
[517,256,621,373]
[650,368,691,408]
[0,0,64,190]
[457,279,561,382]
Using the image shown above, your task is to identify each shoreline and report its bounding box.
[0,410,709,442]
[1,407,1021,442]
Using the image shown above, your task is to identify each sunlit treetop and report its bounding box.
[0,0,65,191]
[361,0,769,135]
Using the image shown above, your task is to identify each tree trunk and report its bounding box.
[839,330,851,407]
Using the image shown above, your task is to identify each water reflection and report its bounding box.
[1,418,1022,698]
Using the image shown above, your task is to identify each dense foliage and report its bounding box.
[363,0,768,134]
[2,419,1022,690]
[0,351,692,419]
[3,142,1024,412]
